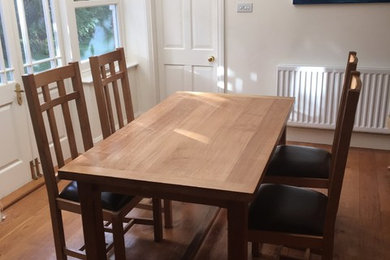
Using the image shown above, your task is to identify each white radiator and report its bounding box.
[277,66,390,134]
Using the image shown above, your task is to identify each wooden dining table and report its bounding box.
[58,91,294,260]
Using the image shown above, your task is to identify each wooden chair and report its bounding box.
[89,47,173,228]
[249,71,362,260]
[264,51,358,189]
[22,62,163,260]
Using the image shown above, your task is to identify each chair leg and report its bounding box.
[303,248,311,260]
[279,126,287,145]
[322,231,334,260]
[163,199,173,228]
[152,198,163,242]
[322,242,334,260]
[112,216,126,260]
[252,242,261,257]
[49,206,67,260]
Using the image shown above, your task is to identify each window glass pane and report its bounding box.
[6,71,13,82]
[0,11,13,83]
[0,24,9,68]
[0,19,8,68]
[75,5,117,60]
[34,61,51,72]
[14,1,26,64]
[23,0,49,61]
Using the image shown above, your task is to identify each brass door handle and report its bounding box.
[208,56,215,63]
[14,83,24,105]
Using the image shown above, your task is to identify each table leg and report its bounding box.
[152,198,163,242]
[227,202,248,260]
[78,181,107,260]
[163,199,173,228]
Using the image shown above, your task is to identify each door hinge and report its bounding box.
[30,158,42,180]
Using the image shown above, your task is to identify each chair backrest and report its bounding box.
[325,71,362,233]
[331,51,358,156]
[22,62,93,196]
[89,47,134,139]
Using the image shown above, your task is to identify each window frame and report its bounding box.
[61,0,124,72]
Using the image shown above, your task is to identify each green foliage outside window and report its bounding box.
[76,6,114,60]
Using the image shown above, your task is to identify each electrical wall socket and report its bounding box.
[237,3,253,13]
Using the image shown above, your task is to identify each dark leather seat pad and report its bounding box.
[249,184,328,236]
[59,181,134,212]
[266,145,331,179]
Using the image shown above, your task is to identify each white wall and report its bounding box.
[122,0,158,116]
[225,1,390,95]
[124,1,390,106]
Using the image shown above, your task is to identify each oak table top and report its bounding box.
[58,91,294,260]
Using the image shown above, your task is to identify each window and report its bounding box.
[75,5,118,60]
[67,0,121,62]
[15,0,61,73]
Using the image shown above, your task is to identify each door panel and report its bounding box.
[164,65,186,96]
[156,0,221,99]
[193,66,218,93]
[0,103,20,166]
[161,0,184,49]
[191,0,214,50]
[0,82,33,198]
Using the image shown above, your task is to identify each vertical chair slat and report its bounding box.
[118,48,135,123]
[109,61,124,128]
[89,57,111,139]
[101,66,116,134]
[57,79,78,159]
[42,84,65,168]
[70,62,93,151]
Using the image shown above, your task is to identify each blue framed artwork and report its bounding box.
[294,0,390,4]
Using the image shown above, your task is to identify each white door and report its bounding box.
[0,0,64,199]
[155,0,224,99]
[0,1,34,198]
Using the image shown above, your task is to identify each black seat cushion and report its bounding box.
[249,184,328,236]
[266,145,331,179]
[59,181,134,212]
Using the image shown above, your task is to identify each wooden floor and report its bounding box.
[0,145,389,259]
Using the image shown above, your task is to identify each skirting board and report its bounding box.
[287,126,390,151]
[0,178,45,209]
